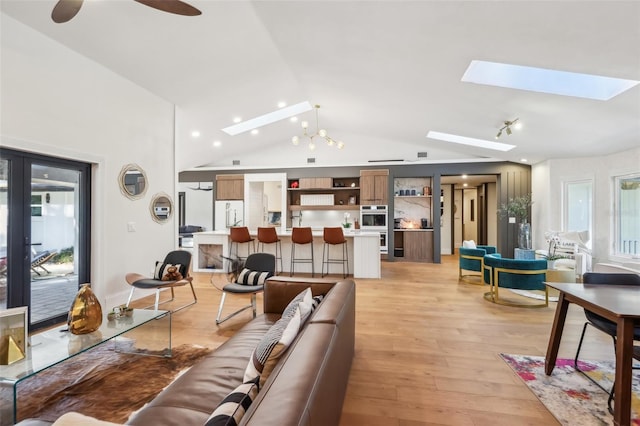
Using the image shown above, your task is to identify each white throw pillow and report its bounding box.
[462,240,477,249]
[53,412,122,426]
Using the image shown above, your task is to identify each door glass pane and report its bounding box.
[30,164,80,323]
[0,159,7,309]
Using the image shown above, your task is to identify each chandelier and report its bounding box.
[495,118,522,139]
[292,105,344,150]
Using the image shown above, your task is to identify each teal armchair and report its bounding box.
[483,253,548,307]
[459,245,498,284]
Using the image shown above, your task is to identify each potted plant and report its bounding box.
[498,193,533,249]
[541,233,566,269]
[343,213,352,229]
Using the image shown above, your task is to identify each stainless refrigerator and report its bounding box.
[214,200,244,230]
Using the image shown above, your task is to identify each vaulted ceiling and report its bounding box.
[2,1,639,172]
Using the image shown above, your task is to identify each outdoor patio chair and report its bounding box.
[31,250,57,276]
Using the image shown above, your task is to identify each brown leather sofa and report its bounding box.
[19,277,355,426]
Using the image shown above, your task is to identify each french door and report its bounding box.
[0,148,91,331]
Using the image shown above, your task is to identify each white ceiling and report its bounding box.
[2,1,639,172]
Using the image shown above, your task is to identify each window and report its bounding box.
[563,180,593,249]
[30,194,42,217]
[615,173,640,258]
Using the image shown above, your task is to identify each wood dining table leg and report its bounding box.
[545,291,569,375]
[614,317,634,426]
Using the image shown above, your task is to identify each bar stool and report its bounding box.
[228,226,255,262]
[257,227,283,274]
[290,227,314,277]
[322,227,349,278]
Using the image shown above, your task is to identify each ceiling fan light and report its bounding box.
[327,138,335,146]
[337,141,345,149]
[319,129,327,137]
[301,121,309,129]
[506,127,512,136]
[292,136,300,145]
[514,121,523,130]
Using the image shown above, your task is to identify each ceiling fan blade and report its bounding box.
[51,0,84,23]
[133,0,202,17]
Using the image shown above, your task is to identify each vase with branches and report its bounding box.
[498,193,533,249]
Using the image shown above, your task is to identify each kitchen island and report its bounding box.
[192,229,381,278]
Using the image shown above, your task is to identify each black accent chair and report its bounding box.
[125,250,197,313]
[574,272,640,414]
[215,252,275,325]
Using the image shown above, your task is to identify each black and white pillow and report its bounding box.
[153,262,182,280]
[235,268,273,286]
[204,377,259,426]
[311,294,324,312]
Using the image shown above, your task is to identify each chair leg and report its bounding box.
[251,293,257,318]
[343,242,348,278]
[216,292,228,324]
[574,322,612,393]
[216,291,260,325]
[290,243,295,276]
[126,287,136,308]
[322,243,327,277]
[311,242,315,278]
[154,289,161,311]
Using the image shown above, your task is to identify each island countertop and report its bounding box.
[192,228,381,278]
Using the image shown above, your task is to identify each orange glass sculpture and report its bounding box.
[67,284,103,335]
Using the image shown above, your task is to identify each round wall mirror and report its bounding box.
[118,164,147,200]
[150,192,173,224]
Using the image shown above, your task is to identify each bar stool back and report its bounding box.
[290,227,314,277]
[257,227,283,274]
[229,226,255,261]
[322,227,349,278]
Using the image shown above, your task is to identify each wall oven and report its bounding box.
[360,205,388,253]
[360,205,388,229]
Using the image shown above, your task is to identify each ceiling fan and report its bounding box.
[51,0,201,24]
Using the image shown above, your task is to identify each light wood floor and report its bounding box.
[133,255,614,426]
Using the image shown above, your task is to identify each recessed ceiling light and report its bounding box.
[233,117,242,123]
[426,131,516,152]
[277,101,287,108]
[222,101,313,136]
[463,183,468,187]
[462,174,468,179]
[462,60,640,101]
[213,140,222,148]
[191,131,200,138]
[521,158,528,163]
[290,117,298,123]
[250,129,259,135]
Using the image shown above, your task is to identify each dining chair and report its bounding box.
[574,272,640,413]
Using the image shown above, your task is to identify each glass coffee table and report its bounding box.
[0,309,171,425]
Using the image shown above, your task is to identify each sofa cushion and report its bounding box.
[235,268,273,286]
[204,378,259,426]
[244,288,312,386]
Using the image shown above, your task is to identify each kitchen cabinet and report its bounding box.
[298,177,332,189]
[395,230,433,262]
[360,169,389,205]
[287,177,359,211]
[216,174,244,200]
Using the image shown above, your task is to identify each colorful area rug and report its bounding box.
[500,354,640,425]
[17,343,211,423]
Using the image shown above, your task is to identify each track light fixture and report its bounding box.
[292,105,344,150]
[495,118,521,139]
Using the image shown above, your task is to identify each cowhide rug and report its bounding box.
[17,343,211,423]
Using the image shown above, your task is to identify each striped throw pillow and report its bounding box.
[235,268,273,286]
[204,377,259,426]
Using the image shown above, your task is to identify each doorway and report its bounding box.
[0,148,91,331]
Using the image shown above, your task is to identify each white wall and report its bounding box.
[532,147,640,267]
[1,14,176,307]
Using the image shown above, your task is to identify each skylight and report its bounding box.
[461,60,640,101]
[222,101,313,135]
[426,131,516,152]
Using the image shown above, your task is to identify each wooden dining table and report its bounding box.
[545,282,640,426]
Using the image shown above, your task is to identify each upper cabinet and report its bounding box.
[216,174,244,200]
[360,169,389,205]
[298,177,332,189]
